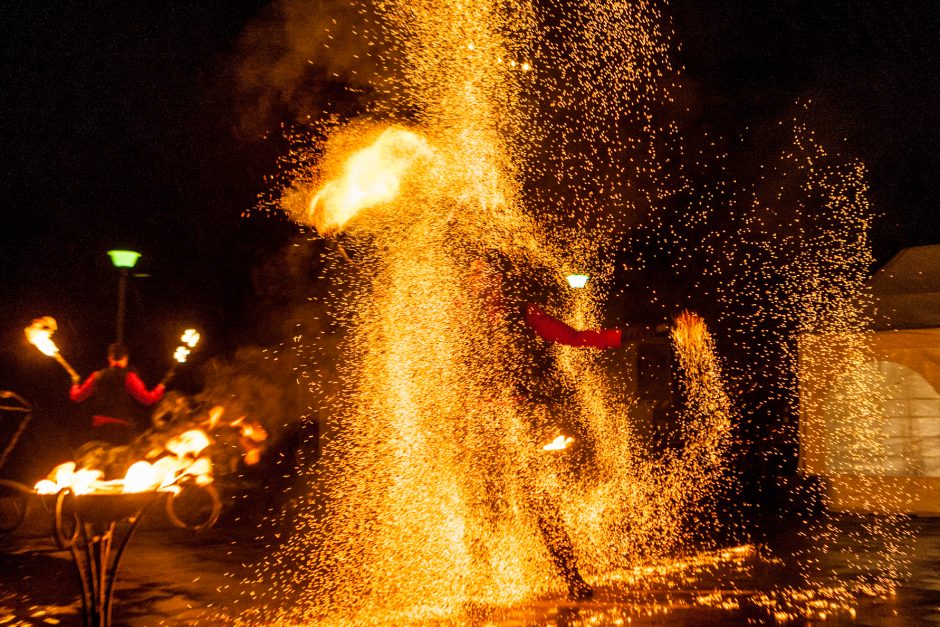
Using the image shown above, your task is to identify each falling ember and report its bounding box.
[542,435,574,451]
[300,127,434,236]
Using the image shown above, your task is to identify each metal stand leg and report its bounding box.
[53,489,157,627]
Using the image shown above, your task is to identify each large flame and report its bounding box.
[34,428,216,495]
[165,429,211,458]
[123,460,159,493]
[35,462,103,495]
[305,127,434,236]
[33,401,271,497]
[25,317,59,357]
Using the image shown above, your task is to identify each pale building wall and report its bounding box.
[799,328,940,514]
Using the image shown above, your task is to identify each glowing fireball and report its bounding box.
[305,127,434,236]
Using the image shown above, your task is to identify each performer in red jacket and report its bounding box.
[525,303,664,349]
[69,343,166,445]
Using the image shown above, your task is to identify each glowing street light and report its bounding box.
[106,250,141,269]
[566,273,589,289]
[107,249,141,344]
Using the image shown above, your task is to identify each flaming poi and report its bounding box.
[173,328,201,364]
[164,328,201,385]
[24,316,80,382]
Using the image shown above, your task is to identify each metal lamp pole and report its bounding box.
[107,250,141,344]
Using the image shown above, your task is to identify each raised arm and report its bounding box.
[69,372,98,402]
[524,303,622,349]
[125,371,165,405]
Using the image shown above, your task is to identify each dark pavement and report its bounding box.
[2,495,940,626]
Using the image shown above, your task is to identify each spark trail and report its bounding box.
[236,0,906,624]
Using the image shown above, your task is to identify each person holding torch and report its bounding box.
[69,343,167,445]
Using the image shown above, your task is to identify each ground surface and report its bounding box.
[2,496,940,626]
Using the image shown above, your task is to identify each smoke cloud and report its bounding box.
[234,0,390,132]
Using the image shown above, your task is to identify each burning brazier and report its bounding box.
[34,429,222,627]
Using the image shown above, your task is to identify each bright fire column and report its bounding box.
[107,249,141,345]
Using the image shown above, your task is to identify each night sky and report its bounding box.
[1,1,939,473]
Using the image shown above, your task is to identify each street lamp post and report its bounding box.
[107,250,141,345]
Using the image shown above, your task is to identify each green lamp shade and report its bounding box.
[107,250,141,269]
[566,273,589,288]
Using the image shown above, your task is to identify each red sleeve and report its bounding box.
[525,304,622,349]
[69,372,98,402]
[125,372,165,405]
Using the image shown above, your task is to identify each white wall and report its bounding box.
[800,328,940,513]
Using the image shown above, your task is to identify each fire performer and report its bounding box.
[459,258,597,600]
[524,303,667,349]
[69,343,167,445]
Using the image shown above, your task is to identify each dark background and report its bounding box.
[1,0,938,480]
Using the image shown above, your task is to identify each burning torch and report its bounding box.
[25,317,81,383]
[162,328,200,385]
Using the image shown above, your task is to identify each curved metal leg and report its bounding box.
[54,490,91,624]
[102,498,155,626]
[165,481,221,531]
[52,489,158,627]
[0,480,32,534]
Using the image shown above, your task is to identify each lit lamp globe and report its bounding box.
[566,273,589,289]
[107,250,141,269]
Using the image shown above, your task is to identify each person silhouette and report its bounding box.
[69,343,166,445]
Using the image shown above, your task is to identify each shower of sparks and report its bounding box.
[247,2,735,611]
[235,0,911,624]
[712,117,914,600]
